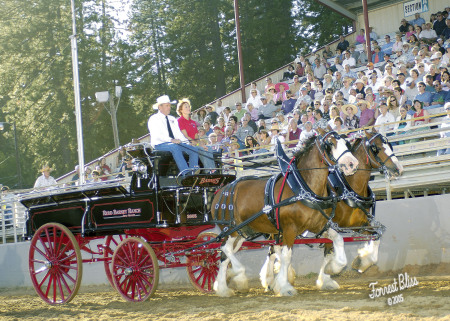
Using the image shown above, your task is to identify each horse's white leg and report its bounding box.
[324,228,348,275]
[316,228,346,290]
[213,238,235,297]
[316,254,340,290]
[260,245,279,292]
[222,236,248,292]
[352,240,380,273]
[273,246,297,296]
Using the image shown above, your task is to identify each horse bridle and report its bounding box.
[316,131,353,167]
[357,133,397,174]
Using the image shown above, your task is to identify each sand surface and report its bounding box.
[1,269,449,321]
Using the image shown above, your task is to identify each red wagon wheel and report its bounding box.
[103,234,130,288]
[29,223,82,305]
[111,237,159,302]
[186,232,220,293]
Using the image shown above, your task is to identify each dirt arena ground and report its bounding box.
[0,265,449,321]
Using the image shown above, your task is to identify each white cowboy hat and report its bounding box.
[153,95,177,110]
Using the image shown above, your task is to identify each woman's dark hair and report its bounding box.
[245,135,259,148]
[230,115,238,123]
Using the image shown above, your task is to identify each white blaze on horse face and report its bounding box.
[333,138,359,176]
[383,143,403,175]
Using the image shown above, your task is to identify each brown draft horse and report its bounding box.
[315,130,403,290]
[211,128,359,297]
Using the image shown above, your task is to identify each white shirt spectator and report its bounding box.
[34,175,57,189]
[374,111,395,135]
[342,56,356,68]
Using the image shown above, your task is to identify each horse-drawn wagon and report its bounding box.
[19,130,402,304]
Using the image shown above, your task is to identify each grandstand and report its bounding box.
[1,0,450,243]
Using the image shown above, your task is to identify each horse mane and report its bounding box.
[293,136,317,160]
[351,137,363,152]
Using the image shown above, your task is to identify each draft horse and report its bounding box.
[211,128,359,296]
[314,130,403,289]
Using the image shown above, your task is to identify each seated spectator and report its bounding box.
[207,133,222,152]
[442,17,450,40]
[313,58,327,80]
[71,165,80,183]
[91,170,101,183]
[119,157,133,178]
[323,74,334,90]
[236,116,255,142]
[331,71,344,91]
[85,166,93,182]
[222,106,232,123]
[437,103,450,155]
[205,105,219,125]
[357,100,375,127]
[192,108,207,127]
[355,29,365,44]
[387,95,400,118]
[228,116,238,132]
[233,102,246,121]
[298,121,316,147]
[406,25,416,39]
[247,82,261,98]
[342,64,357,81]
[341,104,359,130]
[392,34,404,53]
[298,114,308,131]
[414,81,433,106]
[246,103,259,122]
[294,86,312,109]
[97,157,111,181]
[287,118,301,148]
[34,164,57,189]
[336,35,350,52]
[441,70,450,91]
[399,19,411,35]
[295,62,305,77]
[369,26,378,40]
[333,116,347,132]
[256,129,271,149]
[394,106,413,136]
[372,46,384,63]
[306,107,315,124]
[313,109,328,130]
[274,82,289,105]
[393,86,407,106]
[246,89,262,110]
[276,112,288,130]
[358,46,368,66]
[265,77,274,93]
[269,124,285,151]
[409,13,425,28]
[258,95,279,119]
[431,80,449,106]
[367,72,382,92]
[282,64,296,80]
[212,126,224,142]
[412,99,430,127]
[342,50,356,68]
[419,22,438,43]
[374,103,395,135]
[327,106,340,130]
[266,86,276,103]
[433,12,447,36]
[381,35,394,56]
[203,120,213,136]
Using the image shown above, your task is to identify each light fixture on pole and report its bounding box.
[95,86,122,149]
[0,122,23,188]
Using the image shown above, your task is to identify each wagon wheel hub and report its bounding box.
[124,267,133,276]
[44,261,53,269]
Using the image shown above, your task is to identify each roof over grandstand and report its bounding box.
[316,0,405,20]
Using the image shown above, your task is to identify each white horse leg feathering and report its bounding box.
[273,246,297,296]
[352,239,380,273]
[213,236,248,296]
[316,228,347,290]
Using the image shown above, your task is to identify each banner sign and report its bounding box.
[403,0,429,17]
